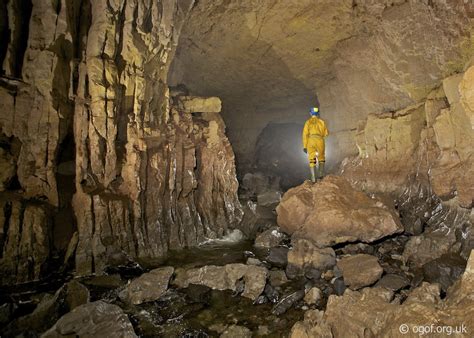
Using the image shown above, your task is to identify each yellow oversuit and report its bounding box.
[302,116,329,167]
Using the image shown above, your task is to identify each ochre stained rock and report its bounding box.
[276,176,403,247]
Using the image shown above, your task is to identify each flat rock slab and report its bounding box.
[375,274,410,291]
[337,254,383,290]
[176,96,222,113]
[125,267,174,305]
[41,301,137,337]
[174,263,267,300]
[276,176,403,247]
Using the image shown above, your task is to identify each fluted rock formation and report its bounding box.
[0,0,242,283]
[73,103,242,275]
[0,199,51,284]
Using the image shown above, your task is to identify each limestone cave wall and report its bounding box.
[0,0,242,284]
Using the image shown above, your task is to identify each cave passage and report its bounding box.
[0,1,473,337]
[169,0,474,187]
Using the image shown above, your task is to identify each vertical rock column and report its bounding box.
[0,0,243,282]
[0,0,74,284]
[71,0,242,275]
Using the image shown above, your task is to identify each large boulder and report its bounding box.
[173,263,267,300]
[337,254,383,290]
[124,267,174,305]
[41,301,137,337]
[276,176,403,247]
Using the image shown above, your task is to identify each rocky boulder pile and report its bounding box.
[290,250,474,337]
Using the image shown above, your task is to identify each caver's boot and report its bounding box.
[318,161,325,179]
[310,166,316,183]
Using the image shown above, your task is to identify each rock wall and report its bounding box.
[342,66,474,208]
[0,0,242,284]
[341,65,474,265]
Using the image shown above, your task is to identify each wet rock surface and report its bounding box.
[0,3,472,338]
[124,267,174,305]
[254,226,286,248]
[173,263,268,300]
[42,301,137,338]
[272,290,305,316]
[220,324,252,338]
[1,236,472,337]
